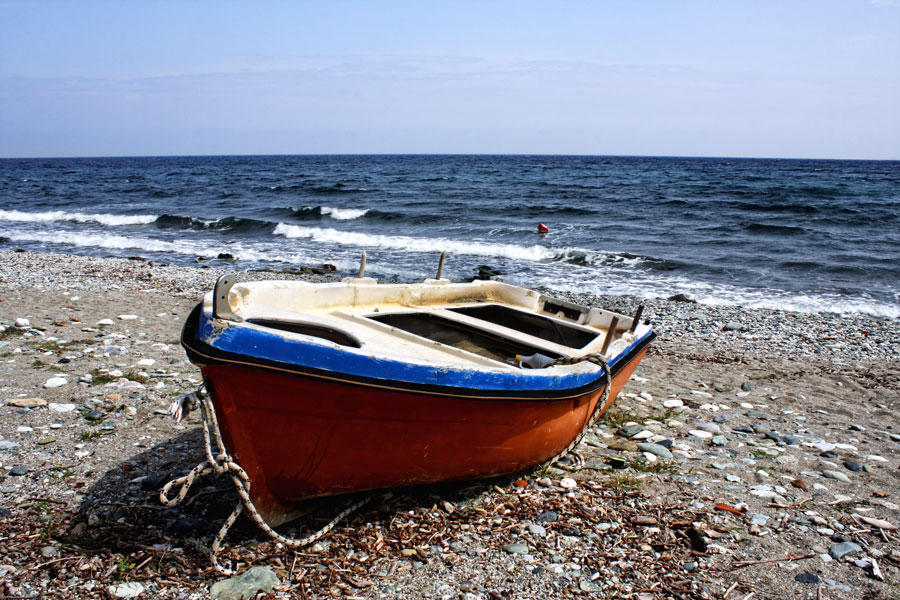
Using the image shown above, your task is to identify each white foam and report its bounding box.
[273,223,558,262]
[321,207,368,220]
[0,209,157,226]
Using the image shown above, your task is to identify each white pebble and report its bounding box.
[118,314,139,321]
[688,429,713,439]
[43,377,68,389]
[559,477,577,489]
[48,402,76,412]
[96,319,114,326]
[137,358,155,366]
[14,318,30,328]
[662,399,683,409]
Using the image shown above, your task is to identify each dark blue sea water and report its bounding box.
[1,155,898,318]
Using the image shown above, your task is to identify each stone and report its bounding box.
[7,397,46,408]
[210,566,280,600]
[723,321,743,331]
[43,377,67,388]
[108,582,146,599]
[608,442,638,452]
[48,403,76,413]
[536,510,559,523]
[8,466,28,476]
[559,477,577,489]
[829,541,863,560]
[843,461,863,472]
[0,441,21,451]
[795,573,820,584]
[96,319,115,326]
[84,410,104,421]
[688,429,713,439]
[617,424,646,438]
[527,523,547,537]
[117,314,138,320]
[40,545,58,558]
[502,542,528,555]
[822,470,850,483]
[637,442,672,459]
[711,435,728,446]
[663,399,683,409]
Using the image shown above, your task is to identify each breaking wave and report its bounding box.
[0,209,157,226]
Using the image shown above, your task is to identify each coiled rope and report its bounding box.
[159,386,368,575]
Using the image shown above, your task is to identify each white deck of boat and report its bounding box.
[205,278,649,371]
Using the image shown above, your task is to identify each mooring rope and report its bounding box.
[542,354,612,471]
[160,353,610,572]
[160,386,368,575]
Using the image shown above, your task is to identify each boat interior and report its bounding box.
[209,275,647,369]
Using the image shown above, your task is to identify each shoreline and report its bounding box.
[0,249,898,599]
[2,248,898,364]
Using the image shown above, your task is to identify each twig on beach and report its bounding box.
[731,553,814,568]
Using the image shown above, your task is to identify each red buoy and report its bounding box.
[537,223,549,234]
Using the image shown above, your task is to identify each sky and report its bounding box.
[1,0,898,159]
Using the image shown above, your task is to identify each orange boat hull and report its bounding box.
[199,346,648,525]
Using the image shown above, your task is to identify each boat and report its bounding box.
[178,262,655,528]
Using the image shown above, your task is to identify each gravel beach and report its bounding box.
[0,249,897,599]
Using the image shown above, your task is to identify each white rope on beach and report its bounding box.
[159,386,368,575]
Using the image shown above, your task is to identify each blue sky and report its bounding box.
[1,0,898,159]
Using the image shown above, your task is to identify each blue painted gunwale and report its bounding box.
[194,306,653,395]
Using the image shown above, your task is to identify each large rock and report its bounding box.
[210,566,280,600]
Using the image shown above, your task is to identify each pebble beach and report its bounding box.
[0,249,898,599]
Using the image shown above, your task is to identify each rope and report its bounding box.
[542,353,612,472]
[160,386,368,575]
[160,353,609,572]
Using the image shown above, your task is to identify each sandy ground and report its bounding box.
[0,250,898,599]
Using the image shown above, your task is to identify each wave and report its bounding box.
[0,209,157,226]
[272,223,648,268]
[743,223,807,235]
[265,182,370,195]
[153,214,272,233]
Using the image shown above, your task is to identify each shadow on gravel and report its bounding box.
[72,426,526,564]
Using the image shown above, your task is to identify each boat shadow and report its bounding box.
[73,427,533,556]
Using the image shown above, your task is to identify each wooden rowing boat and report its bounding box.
[180,270,655,525]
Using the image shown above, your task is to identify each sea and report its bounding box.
[1,155,898,319]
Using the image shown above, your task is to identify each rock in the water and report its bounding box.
[108,582,145,599]
[829,541,863,560]
[210,566,280,600]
